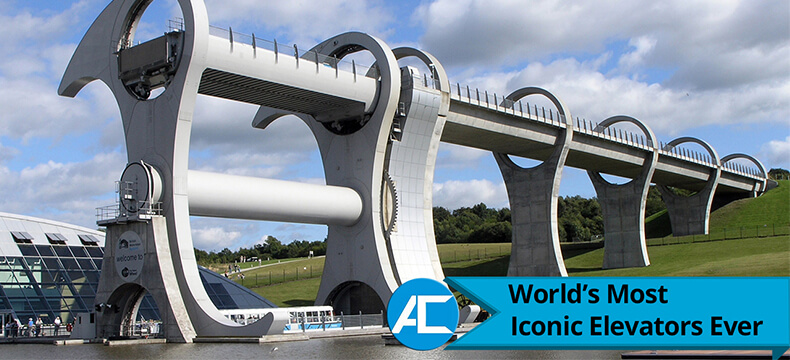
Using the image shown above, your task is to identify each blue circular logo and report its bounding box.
[387,278,459,350]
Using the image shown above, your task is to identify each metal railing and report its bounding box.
[207,25,380,79]
[181,20,764,180]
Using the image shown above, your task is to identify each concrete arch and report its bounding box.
[382,47,450,284]
[307,32,401,136]
[97,283,148,338]
[587,115,657,269]
[292,32,404,312]
[391,47,451,115]
[663,136,720,166]
[659,137,721,236]
[495,87,573,171]
[594,115,657,148]
[493,87,573,277]
[721,153,768,194]
[60,0,289,340]
[589,115,658,186]
[721,153,767,177]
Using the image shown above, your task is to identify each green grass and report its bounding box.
[231,256,326,288]
[710,180,790,228]
[251,277,321,307]
[437,243,514,262]
[234,184,789,306]
[645,209,672,238]
[644,180,789,238]
[567,236,789,276]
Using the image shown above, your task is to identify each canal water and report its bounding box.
[2,336,625,359]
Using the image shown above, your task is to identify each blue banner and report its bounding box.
[445,277,789,360]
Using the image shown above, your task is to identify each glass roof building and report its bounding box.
[0,212,274,327]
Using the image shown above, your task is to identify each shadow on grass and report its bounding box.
[443,257,509,277]
[283,299,315,307]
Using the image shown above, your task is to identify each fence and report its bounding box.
[438,245,511,264]
[237,264,323,288]
[647,224,790,246]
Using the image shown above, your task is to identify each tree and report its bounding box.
[769,168,789,180]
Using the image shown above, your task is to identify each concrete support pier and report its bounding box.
[588,116,657,269]
[658,137,721,236]
[495,87,572,277]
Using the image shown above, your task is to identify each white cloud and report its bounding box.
[760,136,790,169]
[432,179,507,210]
[191,226,242,251]
[204,0,395,46]
[436,143,490,170]
[415,0,789,91]
[0,141,19,164]
[456,56,790,137]
[618,36,657,72]
[0,151,124,229]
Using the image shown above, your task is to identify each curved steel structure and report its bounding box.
[58,0,771,342]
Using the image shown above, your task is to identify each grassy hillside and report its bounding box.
[247,235,788,306]
[709,180,790,228]
[242,182,789,306]
[645,180,789,237]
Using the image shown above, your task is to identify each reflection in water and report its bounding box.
[3,336,624,359]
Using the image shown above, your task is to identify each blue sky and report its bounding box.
[0,0,787,251]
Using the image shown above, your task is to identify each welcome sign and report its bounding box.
[115,231,144,281]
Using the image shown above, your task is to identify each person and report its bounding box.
[27,318,33,337]
[54,316,61,336]
[13,318,21,337]
[35,317,42,337]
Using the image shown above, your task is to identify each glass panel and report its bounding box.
[93,259,103,270]
[53,246,73,258]
[74,282,95,297]
[35,245,55,257]
[77,258,95,270]
[83,271,100,283]
[24,257,43,270]
[9,298,31,312]
[0,297,10,310]
[69,246,88,258]
[39,283,60,298]
[78,234,100,246]
[60,297,78,312]
[6,258,24,270]
[86,247,103,258]
[67,271,85,284]
[57,284,74,297]
[60,258,79,270]
[42,258,61,271]
[30,269,56,283]
[18,245,38,257]
[69,296,87,312]
[0,270,16,283]
[3,270,33,284]
[28,296,52,310]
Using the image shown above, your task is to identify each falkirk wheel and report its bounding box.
[59,0,447,341]
[58,0,770,343]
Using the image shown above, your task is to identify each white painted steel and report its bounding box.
[187,170,363,226]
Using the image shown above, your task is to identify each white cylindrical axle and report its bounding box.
[187,170,363,226]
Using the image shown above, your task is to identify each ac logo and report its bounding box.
[387,278,459,350]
